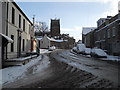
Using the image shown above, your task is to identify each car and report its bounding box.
[76,44,86,54]
[84,48,91,55]
[72,47,77,52]
[91,48,107,58]
[49,46,56,51]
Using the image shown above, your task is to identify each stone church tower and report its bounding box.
[50,19,60,37]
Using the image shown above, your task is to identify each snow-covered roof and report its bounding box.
[0,33,13,43]
[47,37,65,42]
[96,18,120,33]
[82,27,96,35]
[37,35,67,42]
[36,37,43,40]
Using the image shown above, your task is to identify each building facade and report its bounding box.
[7,2,33,58]
[37,35,67,49]
[50,19,60,37]
[0,1,3,68]
[84,30,96,48]
[95,13,120,55]
[61,34,75,49]
[0,1,13,68]
[82,27,96,48]
[0,1,33,68]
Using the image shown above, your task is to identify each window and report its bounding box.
[11,35,14,52]
[12,7,15,24]
[23,19,25,31]
[107,29,110,38]
[23,39,25,51]
[29,24,31,34]
[19,14,21,28]
[27,39,28,43]
[103,33,105,39]
[112,27,116,37]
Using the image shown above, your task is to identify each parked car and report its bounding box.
[84,48,91,55]
[49,46,56,51]
[72,47,78,53]
[76,44,86,54]
[91,48,107,58]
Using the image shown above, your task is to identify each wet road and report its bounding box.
[3,50,120,88]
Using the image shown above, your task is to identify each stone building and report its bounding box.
[61,34,75,49]
[0,1,33,68]
[50,19,60,37]
[95,13,120,55]
[36,35,67,49]
[82,27,96,48]
[84,30,96,48]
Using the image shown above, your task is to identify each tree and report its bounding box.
[34,21,49,33]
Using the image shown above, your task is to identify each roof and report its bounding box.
[0,33,13,43]
[96,18,120,33]
[11,1,33,25]
[82,27,96,35]
[36,36,43,40]
[37,35,66,43]
[36,37,43,40]
[47,37,65,42]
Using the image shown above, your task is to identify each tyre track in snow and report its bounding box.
[49,50,119,88]
[3,50,119,88]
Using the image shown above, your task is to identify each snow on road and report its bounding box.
[0,49,52,88]
[33,49,51,54]
[1,55,41,85]
[51,50,119,86]
[40,49,49,54]
[0,54,50,86]
[103,55,120,61]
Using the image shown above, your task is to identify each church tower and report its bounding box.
[50,19,60,37]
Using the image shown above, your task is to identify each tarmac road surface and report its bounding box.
[3,50,120,88]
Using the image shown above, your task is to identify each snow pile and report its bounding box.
[32,55,50,74]
[106,55,120,61]
[33,49,50,54]
[2,66,25,85]
[1,55,43,85]
[91,48,107,57]
[72,47,77,51]
[40,49,49,53]
[77,44,86,53]
[49,46,56,51]
[84,48,91,55]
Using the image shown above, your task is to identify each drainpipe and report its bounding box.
[5,2,9,60]
[31,15,35,52]
[2,1,9,68]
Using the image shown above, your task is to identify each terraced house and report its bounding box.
[95,13,120,55]
[0,0,33,68]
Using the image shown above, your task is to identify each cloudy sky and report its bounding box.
[15,0,120,41]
